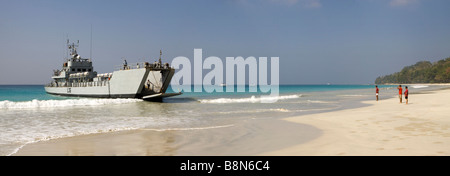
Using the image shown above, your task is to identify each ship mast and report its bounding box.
[67,40,80,59]
[159,50,162,65]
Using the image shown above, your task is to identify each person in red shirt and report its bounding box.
[397,85,403,103]
[375,85,379,101]
[404,86,409,104]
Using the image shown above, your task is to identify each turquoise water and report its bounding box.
[0,84,443,155]
[0,85,58,102]
[0,84,385,102]
[174,84,393,100]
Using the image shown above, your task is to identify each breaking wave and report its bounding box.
[0,98,143,109]
[411,85,429,89]
[306,100,336,104]
[198,94,302,104]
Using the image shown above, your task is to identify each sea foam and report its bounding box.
[411,85,429,89]
[198,94,301,104]
[0,98,143,109]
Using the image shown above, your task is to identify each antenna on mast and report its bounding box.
[62,33,65,61]
[159,49,162,65]
[90,24,93,60]
[66,34,69,59]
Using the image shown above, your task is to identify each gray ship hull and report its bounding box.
[45,67,177,101]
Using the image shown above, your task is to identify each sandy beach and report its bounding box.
[13,115,321,156]
[13,87,450,156]
[264,88,450,156]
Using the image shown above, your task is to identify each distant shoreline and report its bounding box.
[379,83,450,85]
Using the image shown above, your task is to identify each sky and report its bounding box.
[1,0,450,85]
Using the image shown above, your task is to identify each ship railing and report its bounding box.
[115,62,145,71]
[47,80,110,88]
[69,80,109,87]
[114,62,172,71]
[70,80,110,87]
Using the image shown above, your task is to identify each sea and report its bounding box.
[0,84,447,155]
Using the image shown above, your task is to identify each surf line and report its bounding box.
[139,124,235,132]
[170,48,280,103]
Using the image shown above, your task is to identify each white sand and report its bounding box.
[263,88,450,156]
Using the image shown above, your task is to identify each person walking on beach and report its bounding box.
[375,85,379,101]
[397,85,403,103]
[404,86,409,104]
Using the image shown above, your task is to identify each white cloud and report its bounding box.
[389,0,419,7]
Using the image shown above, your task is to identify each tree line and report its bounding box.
[375,57,450,84]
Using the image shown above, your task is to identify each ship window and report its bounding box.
[72,69,75,71]
[88,69,91,72]
[82,69,86,72]
[77,69,81,72]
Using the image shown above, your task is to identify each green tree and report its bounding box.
[375,57,450,84]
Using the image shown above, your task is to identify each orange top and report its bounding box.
[398,87,403,94]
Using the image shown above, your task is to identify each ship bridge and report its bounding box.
[52,40,96,82]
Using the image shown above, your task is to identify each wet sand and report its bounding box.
[13,117,320,155]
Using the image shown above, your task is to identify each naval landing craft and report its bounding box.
[45,40,181,101]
